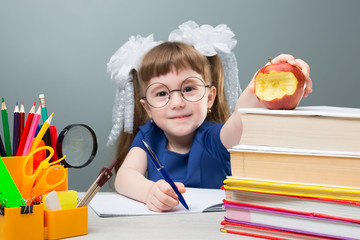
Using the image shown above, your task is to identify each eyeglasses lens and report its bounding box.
[144,77,207,108]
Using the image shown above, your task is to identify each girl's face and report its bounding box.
[140,67,216,140]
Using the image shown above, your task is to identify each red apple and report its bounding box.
[254,58,306,110]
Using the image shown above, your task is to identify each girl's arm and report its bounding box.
[114,147,151,202]
[220,54,312,149]
[114,147,185,212]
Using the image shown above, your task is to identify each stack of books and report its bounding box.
[221,177,360,239]
[220,106,360,239]
[230,106,360,185]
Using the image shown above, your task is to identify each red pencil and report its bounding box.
[16,102,36,156]
[50,125,58,162]
[19,102,25,140]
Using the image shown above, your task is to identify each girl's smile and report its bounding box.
[169,113,192,120]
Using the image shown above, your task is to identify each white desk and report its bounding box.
[73,207,256,240]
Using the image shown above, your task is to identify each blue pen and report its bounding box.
[141,140,189,210]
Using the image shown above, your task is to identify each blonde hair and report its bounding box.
[114,41,230,171]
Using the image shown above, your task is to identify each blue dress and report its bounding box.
[130,120,231,189]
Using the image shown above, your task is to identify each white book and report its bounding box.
[238,106,360,118]
[231,144,360,158]
[237,106,360,153]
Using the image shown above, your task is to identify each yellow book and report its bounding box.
[223,177,360,202]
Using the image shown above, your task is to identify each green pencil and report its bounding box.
[1,98,11,156]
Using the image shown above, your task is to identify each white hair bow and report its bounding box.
[106,35,161,146]
[169,21,242,112]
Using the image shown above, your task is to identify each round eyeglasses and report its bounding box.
[141,76,211,108]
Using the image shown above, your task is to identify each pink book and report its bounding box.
[221,219,341,240]
[224,202,360,240]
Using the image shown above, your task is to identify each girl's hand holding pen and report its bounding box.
[146,180,186,212]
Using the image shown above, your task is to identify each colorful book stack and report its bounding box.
[220,106,360,239]
[230,106,360,186]
[221,177,360,239]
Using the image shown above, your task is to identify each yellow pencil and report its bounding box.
[29,112,54,154]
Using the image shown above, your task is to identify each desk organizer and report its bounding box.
[0,204,44,240]
[0,205,88,240]
[44,206,88,239]
[1,156,87,239]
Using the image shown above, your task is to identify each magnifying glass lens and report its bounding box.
[58,124,97,168]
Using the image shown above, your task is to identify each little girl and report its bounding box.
[107,21,312,212]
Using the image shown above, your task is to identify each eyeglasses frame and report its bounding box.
[141,76,212,108]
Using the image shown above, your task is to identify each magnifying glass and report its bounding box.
[56,124,98,169]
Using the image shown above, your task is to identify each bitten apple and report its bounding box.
[254,58,306,110]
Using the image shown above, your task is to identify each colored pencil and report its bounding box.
[1,98,12,156]
[12,102,20,156]
[30,112,53,153]
[35,124,41,137]
[16,102,36,156]
[19,102,25,141]
[22,104,41,156]
[50,125,59,162]
[0,134,5,156]
[39,94,51,149]
[39,94,48,122]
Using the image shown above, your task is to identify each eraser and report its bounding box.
[45,190,62,211]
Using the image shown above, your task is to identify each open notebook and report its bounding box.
[89,188,224,217]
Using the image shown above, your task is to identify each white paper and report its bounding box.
[231,145,360,158]
[238,106,360,118]
[89,188,224,217]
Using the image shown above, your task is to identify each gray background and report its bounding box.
[1,0,359,191]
